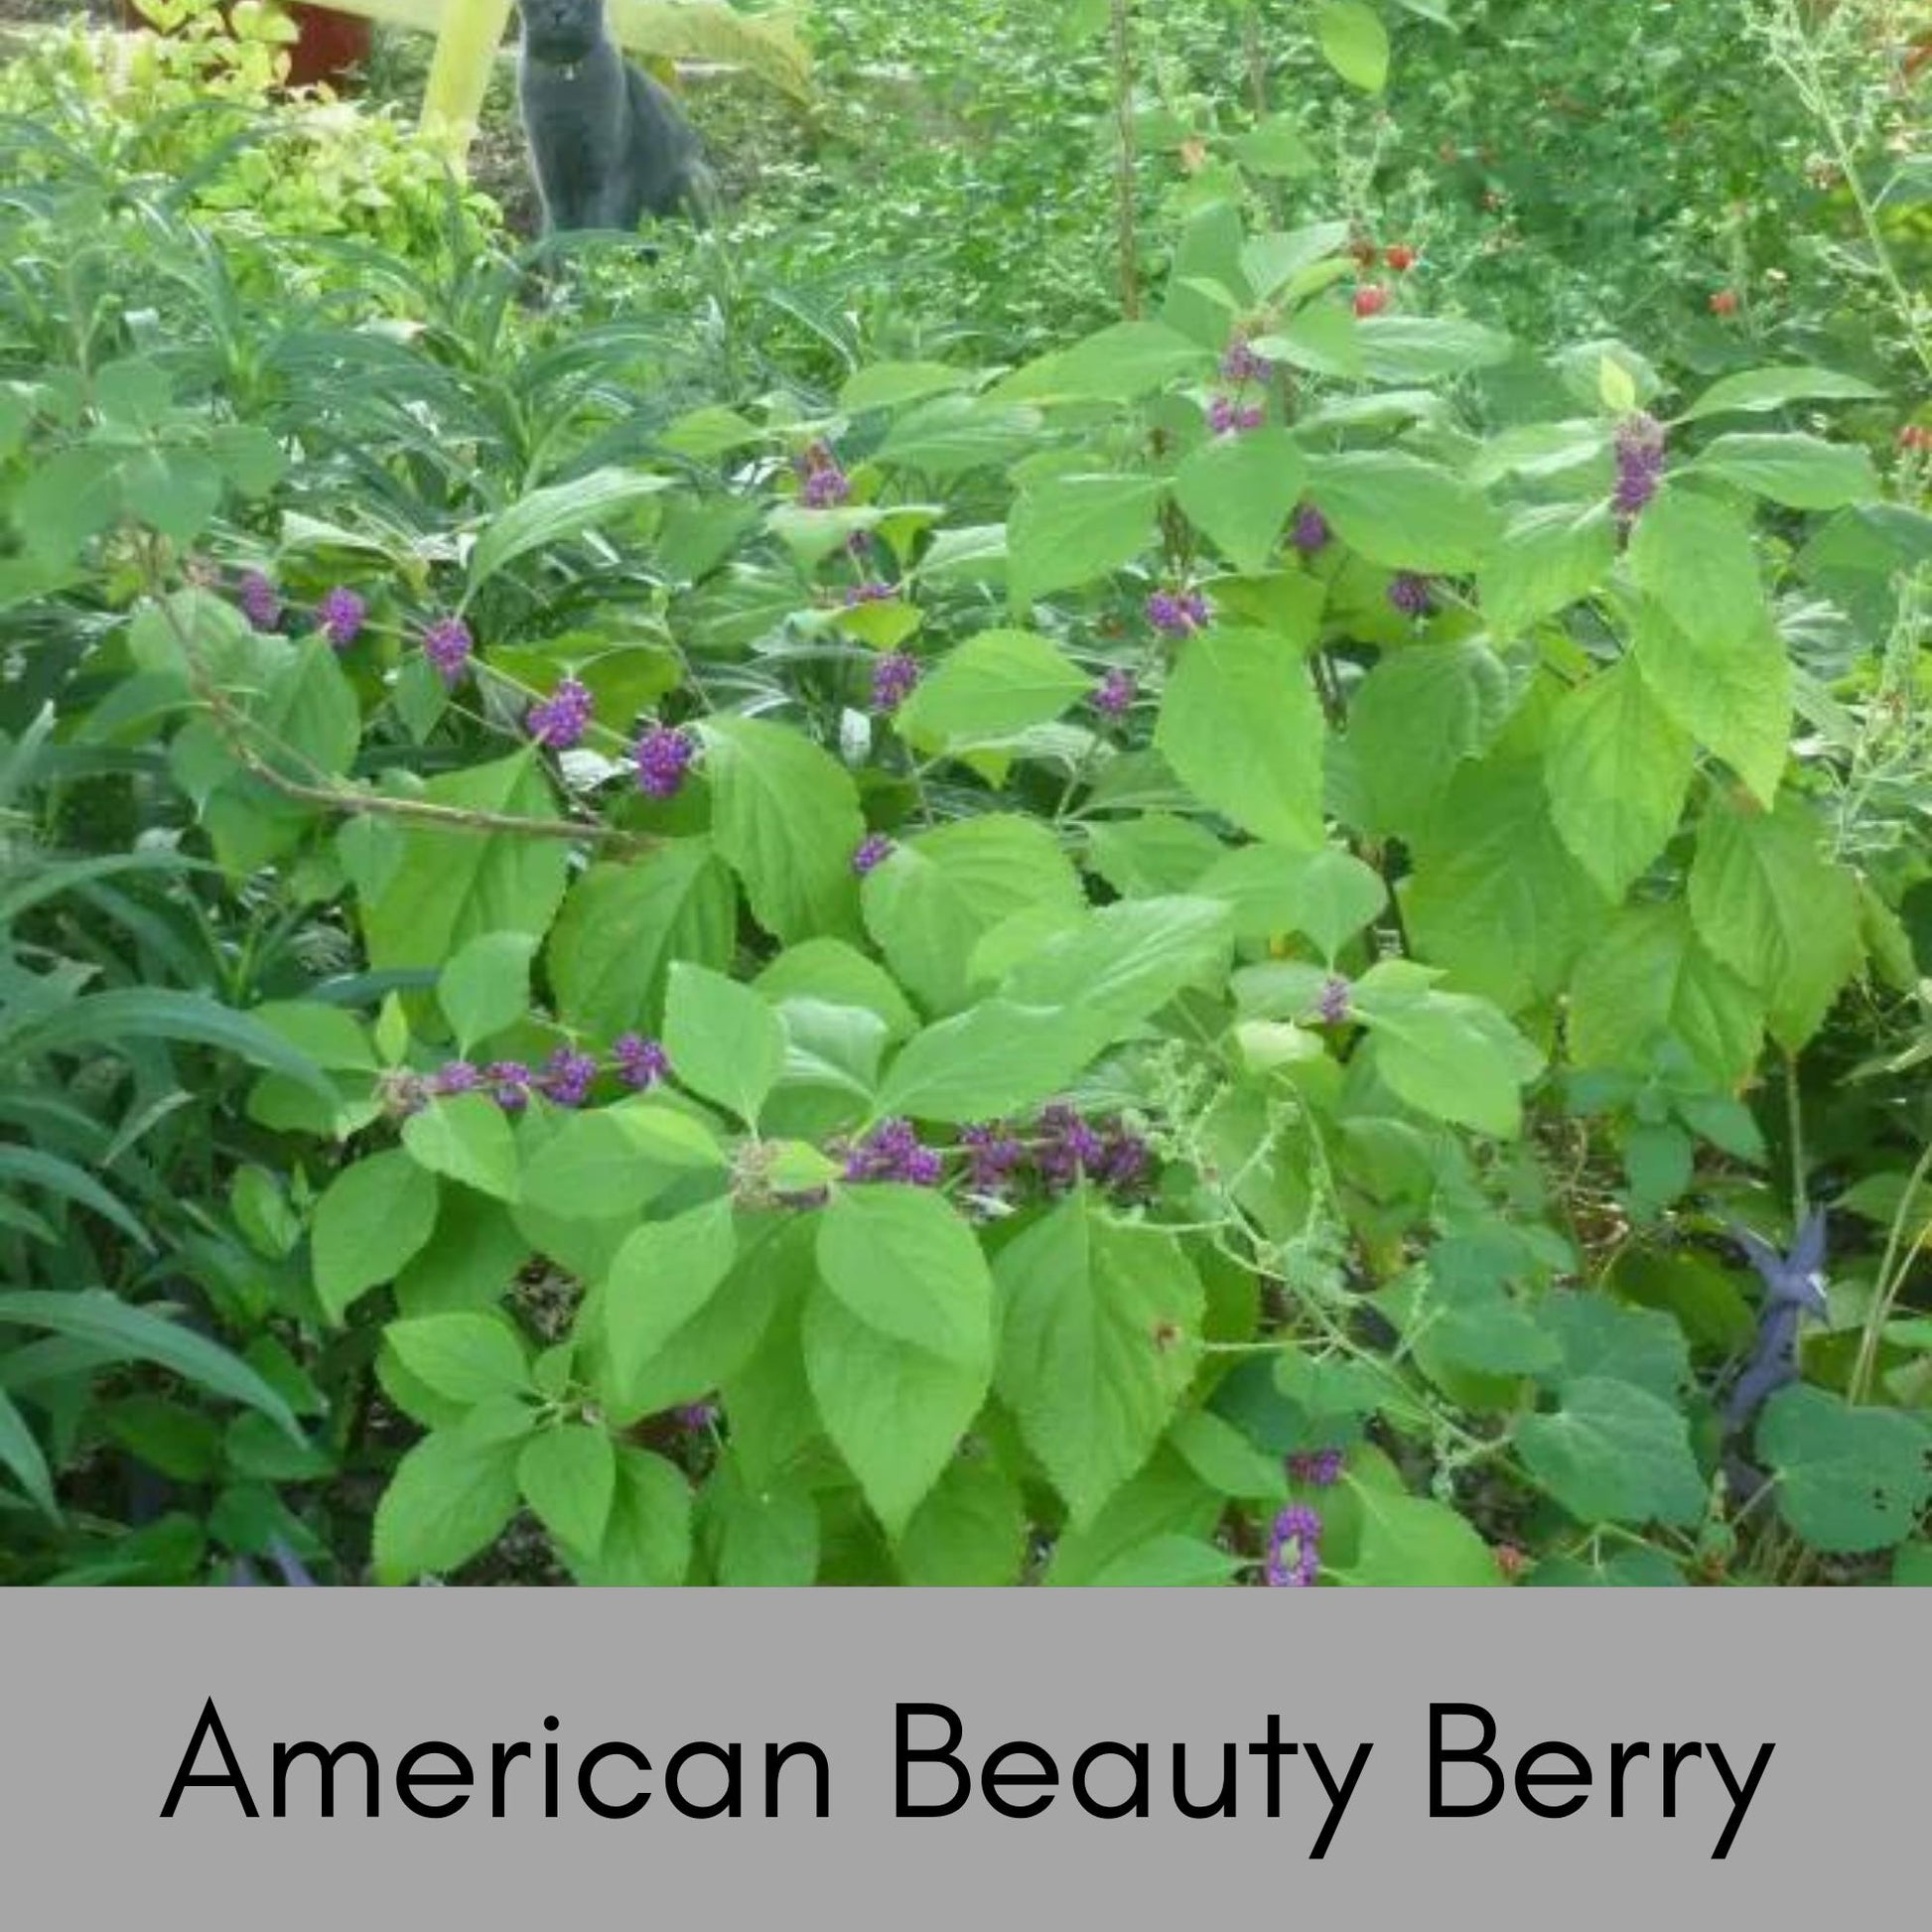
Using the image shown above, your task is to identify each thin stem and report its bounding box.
[1110,0,1141,320]
[1848,1134,1932,1404]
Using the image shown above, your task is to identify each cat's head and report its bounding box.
[521,0,606,64]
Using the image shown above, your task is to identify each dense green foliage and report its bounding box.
[0,0,1927,1587]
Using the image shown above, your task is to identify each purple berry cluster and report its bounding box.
[526,676,593,752]
[1147,587,1211,638]
[613,1033,670,1091]
[422,616,474,686]
[1264,1503,1322,1587]
[1316,975,1352,1027]
[1292,505,1330,555]
[798,442,850,509]
[634,723,697,799]
[870,650,922,713]
[395,1034,674,1118]
[1220,336,1274,386]
[1288,1447,1344,1487]
[842,580,897,608]
[1612,411,1667,525]
[1035,1102,1150,1196]
[1207,394,1266,436]
[318,586,366,649]
[238,571,282,633]
[1388,573,1434,619]
[841,1117,944,1186]
[1091,667,1136,718]
[852,832,896,878]
[959,1123,1029,1193]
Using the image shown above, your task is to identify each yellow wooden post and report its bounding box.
[420,0,515,149]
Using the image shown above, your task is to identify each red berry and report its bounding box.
[1710,289,1739,317]
[1353,285,1389,318]
[1385,243,1416,272]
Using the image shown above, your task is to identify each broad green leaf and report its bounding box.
[999,896,1234,1030]
[1567,901,1764,1090]
[896,628,1089,751]
[1156,625,1325,846]
[570,1446,692,1585]
[1544,659,1693,898]
[518,1423,617,1557]
[817,1185,993,1368]
[1687,794,1863,1050]
[1679,365,1881,422]
[1535,1297,1691,1404]
[1007,473,1163,607]
[1169,1410,1292,1500]
[699,715,866,944]
[756,940,918,1042]
[703,1460,820,1586]
[1173,429,1309,575]
[840,360,979,413]
[1516,1377,1706,1526]
[384,1313,531,1405]
[1757,1386,1931,1554]
[663,962,786,1125]
[371,1428,524,1583]
[996,321,1211,404]
[1478,502,1616,640]
[875,1000,1096,1123]
[1340,1488,1501,1585]
[802,1288,990,1537]
[1346,641,1517,836]
[995,1191,1204,1528]
[1632,598,1789,808]
[312,1151,440,1321]
[0,1384,59,1520]
[361,752,571,973]
[1307,451,1500,573]
[468,467,668,591]
[604,1197,741,1403]
[518,1101,725,1223]
[1196,844,1386,956]
[1084,814,1224,898]
[1356,316,1513,383]
[1352,967,1546,1137]
[401,1093,520,1203]
[1688,433,1879,509]
[1315,0,1390,90]
[896,1457,1030,1585]
[437,930,537,1052]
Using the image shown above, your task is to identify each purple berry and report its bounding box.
[870,649,921,713]
[1264,1502,1322,1587]
[674,1401,719,1432]
[633,723,696,799]
[485,1060,533,1112]
[842,580,897,607]
[1208,394,1264,435]
[852,832,895,878]
[1316,975,1352,1027]
[1288,1448,1344,1488]
[1388,573,1434,619]
[841,1117,942,1186]
[539,1046,599,1108]
[1147,588,1210,638]
[1092,667,1136,717]
[612,1034,670,1091]
[1292,505,1330,554]
[1612,411,1667,523]
[238,571,281,632]
[798,443,850,508]
[432,1060,484,1096]
[526,675,593,752]
[422,616,473,686]
[317,586,365,649]
[1220,337,1274,385]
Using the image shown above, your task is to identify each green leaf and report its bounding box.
[1197,844,1386,956]
[861,813,1084,1015]
[699,715,865,945]
[803,1287,990,1537]
[1535,1297,1691,1403]
[1352,966,1546,1138]
[1688,433,1879,509]
[1156,625,1326,847]
[401,1093,520,1203]
[817,1186,993,1368]
[1632,600,1789,809]
[703,1458,820,1585]
[663,962,786,1126]
[1307,452,1499,573]
[1687,794,1863,1050]
[1346,640,1517,837]
[1174,429,1309,575]
[1315,0,1390,90]
[875,1000,1096,1124]
[518,1423,617,1557]
[999,896,1234,1031]
[1008,473,1163,607]
[569,1446,692,1586]
[896,628,1089,751]
[1679,365,1881,423]
[1757,1386,1931,1554]
[1544,659,1694,899]
[371,1428,524,1583]
[1516,1378,1706,1526]
[1568,901,1764,1090]
[1356,317,1513,383]
[896,1458,1030,1585]
[0,1385,59,1521]
[468,467,668,592]
[604,1197,741,1404]
[384,1313,530,1405]
[517,1101,724,1232]
[312,1151,441,1322]
[996,321,1211,404]
[1340,1489,1501,1585]
[1478,502,1617,641]
[995,1191,1204,1528]
[1169,1409,1291,1501]
[437,930,536,1052]
[361,753,572,973]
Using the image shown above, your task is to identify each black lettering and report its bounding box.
[1071,1741,1147,1820]
[1514,1742,1590,1820]
[982,1742,1057,1820]
[1609,1740,1649,1818]
[579,1742,650,1820]
[666,1741,740,1820]
[764,1741,829,1820]
[543,1716,559,1819]
[1430,1703,1504,1818]
[1662,1740,1703,1816]
[492,1741,530,1818]
[1304,1741,1372,1858]
[896,1704,969,1818]
[1172,1741,1236,1820]
[272,1739,378,1819]
[1246,1714,1299,1818]
[1705,1742,1774,1861]
[160,1698,258,1819]
[396,1742,471,1819]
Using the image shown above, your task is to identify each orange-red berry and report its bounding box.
[1353,284,1389,318]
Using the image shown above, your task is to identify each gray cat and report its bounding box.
[517,0,717,234]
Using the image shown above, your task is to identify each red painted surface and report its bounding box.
[115,5,374,92]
